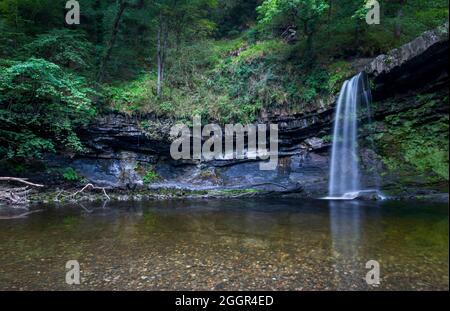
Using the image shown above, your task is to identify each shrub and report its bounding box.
[0,58,96,160]
[23,29,95,74]
[62,167,81,182]
[143,169,160,185]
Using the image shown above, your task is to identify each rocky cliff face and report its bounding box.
[366,23,449,100]
[63,25,448,198]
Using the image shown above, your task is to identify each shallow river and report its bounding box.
[0,198,448,290]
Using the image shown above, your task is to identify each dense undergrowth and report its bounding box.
[106,37,354,124]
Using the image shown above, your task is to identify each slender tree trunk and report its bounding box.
[97,0,128,83]
[305,32,314,62]
[303,20,314,61]
[394,8,404,39]
[162,24,168,83]
[157,16,163,97]
[156,15,169,98]
[327,0,333,39]
[94,0,103,46]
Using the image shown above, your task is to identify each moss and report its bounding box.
[326,60,354,93]
[373,93,449,184]
[207,189,261,197]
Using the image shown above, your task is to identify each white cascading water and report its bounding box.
[328,72,372,198]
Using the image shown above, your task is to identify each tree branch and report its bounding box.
[0,177,44,188]
[55,184,111,202]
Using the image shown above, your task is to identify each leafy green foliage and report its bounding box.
[62,167,81,182]
[0,0,66,35]
[134,163,160,185]
[23,29,95,74]
[257,0,329,56]
[213,0,260,37]
[143,169,160,185]
[0,58,96,160]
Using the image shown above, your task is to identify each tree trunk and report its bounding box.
[327,0,333,39]
[394,8,404,39]
[156,15,168,98]
[97,0,128,83]
[302,20,314,59]
[96,0,145,83]
[162,24,168,84]
[157,16,163,97]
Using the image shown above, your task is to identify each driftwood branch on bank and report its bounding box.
[0,177,44,206]
[55,184,111,202]
[0,177,44,188]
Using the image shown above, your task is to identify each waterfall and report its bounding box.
[328,72,372,198]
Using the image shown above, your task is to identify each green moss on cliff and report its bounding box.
[374,93,449,183]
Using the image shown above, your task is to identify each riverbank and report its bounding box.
[3,185,445,210]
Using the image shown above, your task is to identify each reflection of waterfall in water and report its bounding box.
[329,201,363,289]
[328,72,375,198]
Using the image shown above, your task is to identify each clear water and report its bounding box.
[0,199,448,290]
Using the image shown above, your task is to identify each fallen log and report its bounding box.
[0,177,44,207]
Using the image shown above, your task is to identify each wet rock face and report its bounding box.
[367,24,448,77]
[68,93,336,193]
[71,152,146,189]
[64,25,448,195]
[71,112,333,195]
[78,114,174,157]
[366,23,449,100]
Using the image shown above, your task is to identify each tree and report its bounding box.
[23,29,95,74]
[150,0,218,97]
[96,0,145,83]
[212,0,260,38]
[0,59,96,160]
[0,0,65,34]
[257,0,329,57]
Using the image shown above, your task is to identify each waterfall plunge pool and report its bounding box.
[0,198,447,291]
